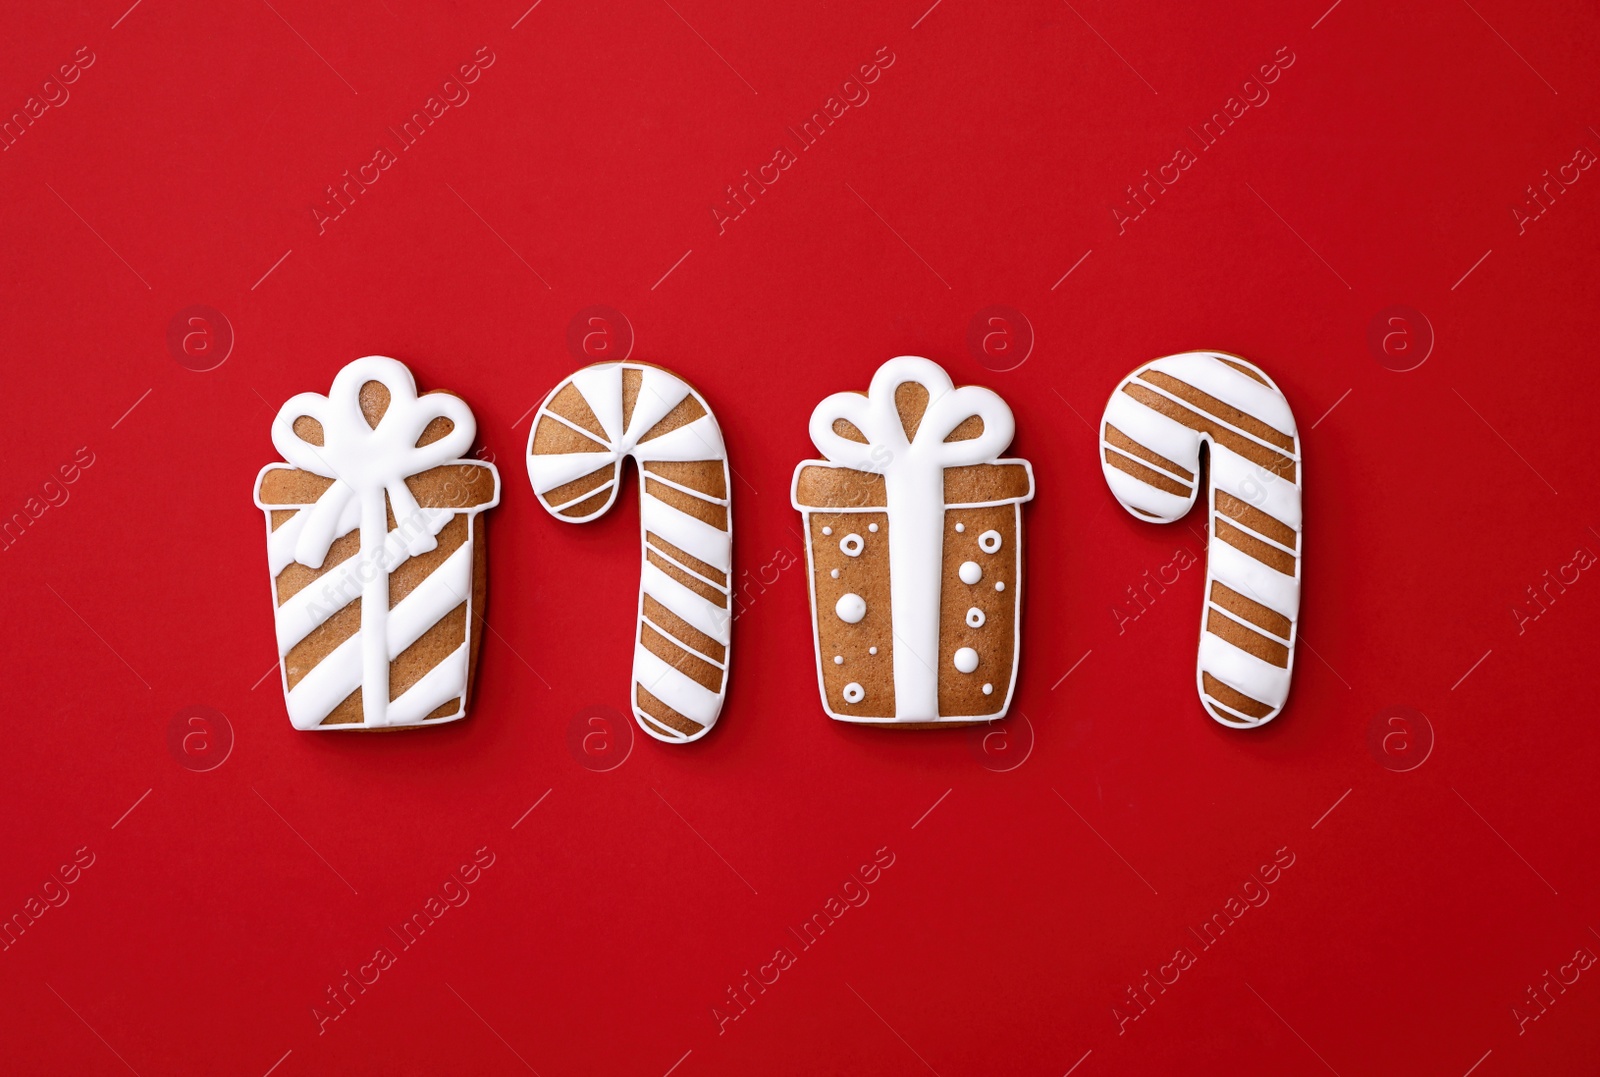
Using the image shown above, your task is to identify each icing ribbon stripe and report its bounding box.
[1099,351,1302,729]
[527,362,732,744]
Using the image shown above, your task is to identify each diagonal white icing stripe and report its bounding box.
[1104,466,1195,521]
[285,632,363,729]
[266,511,306,577]
[641,615,726,669]
[633,415,726,463]
[633,647,721,724]
[1199,631,1292,709]
[569,365,624,443]
[276,563,375,655]
[528,452,617,497]
[387,542,472,658]
[642,562,731,644]
[1204,696,1266,726]
[1210,532,1300,621]
[641,467,730,506]
[267,500,361,576]
[554,480,615,512]
[640,494,731,569]
[1208,601,1293,646]
[536,407,615,450]
[1147,354,1298,437]
[645,540,730,594]
[1103,442,1194,487]
[1105,389,1204,466]
[629,366,693,440]
[1216,512,1300,559]
[1210,444,1301,532]
[383,642,469,727]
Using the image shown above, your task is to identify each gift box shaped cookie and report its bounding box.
[254,357,501,731]
[791,356,1034,725]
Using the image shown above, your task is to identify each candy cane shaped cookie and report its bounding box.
[1099,351,1302,728]
[527,362,731,743]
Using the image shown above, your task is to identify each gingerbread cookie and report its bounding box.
[526,361,732,744]
[253,357,501,731]
[791,356,1034,726]
[1099,351,1302,727]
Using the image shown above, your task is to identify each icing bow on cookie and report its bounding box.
[807,356,1014,473]
[271,356,477,568]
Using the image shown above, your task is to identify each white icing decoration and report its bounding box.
[822,526,832,536]
[869,646,878,655]
[830,569,840,579]
[840,533,864,557]
[527,361,732,744]
[834,655,843,665]
[982,683,993,695]
[1098,351,1302,729]
[959,560,982,584]
[835,593,867,624]
[842,682,865,703]
[868,523,879,532]
[791,356,1034,724]
[953,647,979,674]
[978,529,1002,554]
[966,607,985,628]
[995,581,1005,591]
[954,522,965,533]
[253,356,501,731]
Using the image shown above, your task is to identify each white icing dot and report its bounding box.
[822,526,833,536]
[842,682,865,704]
[995,581,1005,591]
[966,607,986,628]
[982,683,993,695]
[959,561,982,585]
[833,655,844,665]
[840,533,864,557]
[830,569,840,579]
[953,647,980,674]
[955,522,965,533]
[868,523,879,532]
[835,593,867,624]
[978,529,1003,554]
[869,646,878,655]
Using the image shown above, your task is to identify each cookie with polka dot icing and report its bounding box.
[791,356,1034,726]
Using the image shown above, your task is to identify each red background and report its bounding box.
[3,1,1599,1073]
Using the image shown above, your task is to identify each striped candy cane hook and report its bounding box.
[527,362,732,743]
[1099,352,1302,728]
